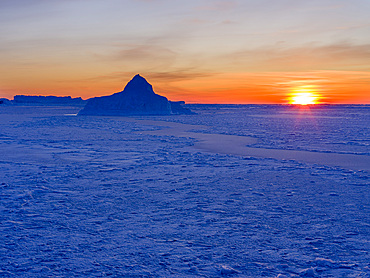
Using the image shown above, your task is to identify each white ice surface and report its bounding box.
[0,105,369,277]
[137,119,370,172]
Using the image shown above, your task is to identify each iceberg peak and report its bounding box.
[121,74,155,96]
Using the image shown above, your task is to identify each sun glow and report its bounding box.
[288,86,320,105]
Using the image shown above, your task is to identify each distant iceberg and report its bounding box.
[78,74,193,116]
[12,95,86,106]
[0,98,13,105]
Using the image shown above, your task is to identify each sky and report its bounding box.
[1,0,370,104]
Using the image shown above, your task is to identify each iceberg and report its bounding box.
[78,74,192,116]
[13,95,86,106]
[0,98,12,105]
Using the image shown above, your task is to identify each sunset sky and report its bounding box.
[1,0,370,104]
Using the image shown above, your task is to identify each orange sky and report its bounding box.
[1,1,369,104]
[2,70,368,104]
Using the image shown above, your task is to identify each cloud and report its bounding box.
[115,45,176,62]
[226,42,370,71]
[86,69,214,84]
[93,44,178,72]
[196,1,237,11]
[145,71,213,81]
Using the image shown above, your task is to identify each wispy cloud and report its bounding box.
[93,44,178,72]
[195,1,237,11]
[226,42,370,71]
[87,70,213,83]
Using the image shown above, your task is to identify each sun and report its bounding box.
[290,92,317,105]
[288,86,320,105]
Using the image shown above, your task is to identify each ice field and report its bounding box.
[0,105,369,277]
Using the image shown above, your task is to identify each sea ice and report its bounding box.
[0,105,368,277]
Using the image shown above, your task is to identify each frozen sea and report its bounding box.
[0,105,369,277]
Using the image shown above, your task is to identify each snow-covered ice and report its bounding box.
[0,105,369,277]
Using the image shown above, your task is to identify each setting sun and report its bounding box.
[288,86,321,105]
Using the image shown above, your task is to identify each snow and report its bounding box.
[137,118,370,172]
[0,105,369,277]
